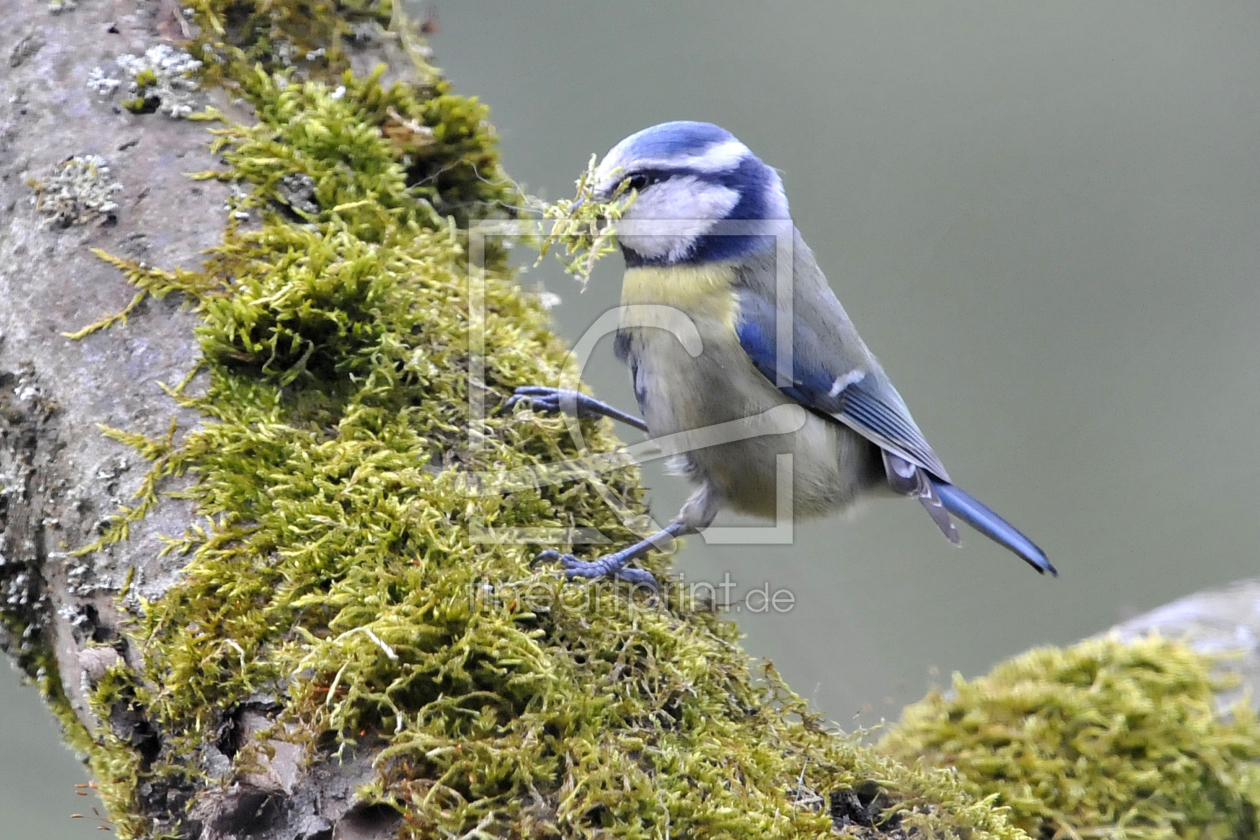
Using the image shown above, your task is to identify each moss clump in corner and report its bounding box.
[881,635,1260,839]
[62,2,1040,838]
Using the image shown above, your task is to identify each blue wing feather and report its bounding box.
[734,284,1056,575]
[734,287,950,481]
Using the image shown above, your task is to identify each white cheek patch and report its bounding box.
[617,176,739,262]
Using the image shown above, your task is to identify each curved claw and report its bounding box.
[605,566,660,590]
[533,548,659,592]
[503,385,563,414]
[532,549,567,567]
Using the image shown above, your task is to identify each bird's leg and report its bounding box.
[535,521,691,592]
[535,487,719,591]
[509,384,660,586]
[505,386,648,433]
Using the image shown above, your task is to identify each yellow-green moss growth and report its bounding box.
[881,636,1260,839]
[185,0,398,81]
[535,153,636,286]
[54,2,1047,838]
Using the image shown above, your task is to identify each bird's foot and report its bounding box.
[504,385,569,415]
[505,386,649,432]
[534,549,660,592]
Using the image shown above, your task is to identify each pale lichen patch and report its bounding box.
[87,66,122,97]
[115,44,203,117]
[28,155,122,227]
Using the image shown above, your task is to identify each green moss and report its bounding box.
[81,666,156,840]
[55,2,1046,838]
[535,152,636,287]
[881,636,1260,839]
[185,0,394,80]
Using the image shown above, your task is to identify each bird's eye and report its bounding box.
[626,173,650,191]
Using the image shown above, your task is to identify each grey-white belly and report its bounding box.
[623,323,882,519]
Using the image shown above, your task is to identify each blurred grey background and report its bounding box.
[5,2,1259,835]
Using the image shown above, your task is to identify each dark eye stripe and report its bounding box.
[623,167,678,190]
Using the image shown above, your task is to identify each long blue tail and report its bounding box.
[929,478,1056,576]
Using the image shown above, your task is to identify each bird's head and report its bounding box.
[591,121,790,266]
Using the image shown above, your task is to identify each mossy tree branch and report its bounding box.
[1,3,1022,838]
[3,3,1258,840]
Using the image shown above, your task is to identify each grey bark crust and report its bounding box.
[0,3,410,838]
[0,0,218,724]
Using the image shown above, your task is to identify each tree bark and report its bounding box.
[1,0,216,739]
[0,3,417,837]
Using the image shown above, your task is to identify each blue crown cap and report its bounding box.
[614,121,736,160]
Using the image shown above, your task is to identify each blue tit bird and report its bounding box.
[510,120,1054,589]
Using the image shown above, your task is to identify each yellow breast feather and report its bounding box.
[620,264,741,330]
